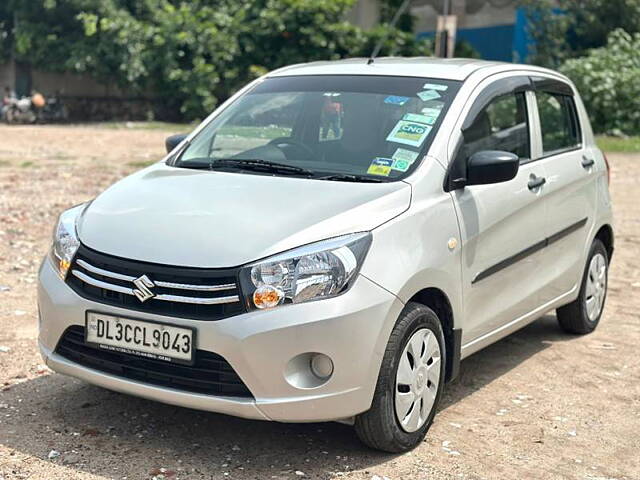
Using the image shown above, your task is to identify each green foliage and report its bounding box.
[518,1,640,134]
[596,135,640,153]
[379,0,414,32]
[517,0,570,68]
[519,0,640,68]
[454,40,480,59]
[560,29,640,135]
[0,0,431,120]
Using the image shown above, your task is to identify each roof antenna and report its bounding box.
[367,0,413,65]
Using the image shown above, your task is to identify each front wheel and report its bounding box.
[556,239,609,334]
[355,302,445,452]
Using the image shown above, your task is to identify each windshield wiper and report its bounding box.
[176,158,212,169]
[318,173,386,183]
[176,159,384,183]
[178,158,315,177]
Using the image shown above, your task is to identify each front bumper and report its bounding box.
[38,257,403,422]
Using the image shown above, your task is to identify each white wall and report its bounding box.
[0,60,134,98]
[31,69,130,98]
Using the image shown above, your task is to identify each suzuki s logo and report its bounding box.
[132,275,156,302]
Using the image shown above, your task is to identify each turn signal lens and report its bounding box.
[253,285,284,309]
[59,258,71,279]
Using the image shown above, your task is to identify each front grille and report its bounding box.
[66,244,246,320]
[56,326,253,398]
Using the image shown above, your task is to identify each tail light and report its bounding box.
[603,152,611,185]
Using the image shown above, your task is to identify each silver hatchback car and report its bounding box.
[38,58,613,452]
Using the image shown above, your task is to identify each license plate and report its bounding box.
[85,312,195,365]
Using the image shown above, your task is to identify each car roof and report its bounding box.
[268,57,515,82]
[267,57,570,85]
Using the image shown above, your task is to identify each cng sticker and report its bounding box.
[386,120,432,148]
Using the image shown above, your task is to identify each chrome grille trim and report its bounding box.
[153,280,236,292]
[77,259,136,282]
[72,270,135,296]
[71,269,240,306]
[154,293,240,305]
[76,259,236,292]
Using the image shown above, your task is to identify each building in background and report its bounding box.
[349,0,532,62]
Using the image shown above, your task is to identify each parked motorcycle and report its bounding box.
[2,92,68,124]
[39,95,69,123]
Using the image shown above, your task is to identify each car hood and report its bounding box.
[77,163,411,268]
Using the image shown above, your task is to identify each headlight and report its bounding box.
[239,233,372,310]
[51,203,86,279]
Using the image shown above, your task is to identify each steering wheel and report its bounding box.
[268,137,318,162]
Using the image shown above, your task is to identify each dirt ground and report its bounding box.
[0,125,638,480]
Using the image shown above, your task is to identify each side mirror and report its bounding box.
[165,133,188,154]
[466,150,519,186]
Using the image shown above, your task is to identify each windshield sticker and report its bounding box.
[417,90,441,102]
[423,83,448,91]
[422,100,444,108]
[384,95,410,106]
[386,120,432,148]
[392,148,419,164]
[419,107,443,125]
[403,113,432,125]
[391,159,412,172]
[391,148,419,172]
[367,157,393,176]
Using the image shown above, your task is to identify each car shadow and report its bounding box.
[0,314,572,478]
[440,314,573,410]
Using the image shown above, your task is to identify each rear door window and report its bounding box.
[536,91,581,155]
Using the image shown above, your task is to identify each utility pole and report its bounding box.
[435,0,457,58]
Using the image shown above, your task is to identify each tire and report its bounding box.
[355,302,446,452]
[556,239,609,334]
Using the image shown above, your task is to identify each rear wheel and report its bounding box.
[556,239,608,334]
[354,302,445,452]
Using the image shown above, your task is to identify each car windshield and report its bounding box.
[174,75,461,182]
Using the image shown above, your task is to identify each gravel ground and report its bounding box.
[0,125,639,480]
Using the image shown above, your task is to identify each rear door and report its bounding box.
[448,74,549,345]
[530,77,598,304]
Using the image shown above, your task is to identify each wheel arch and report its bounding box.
[594,223,614,262]
[408,287,461,383]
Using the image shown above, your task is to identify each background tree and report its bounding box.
[518,0,640,133]
[0,0,431,120]
[520,0,640,68]
[560,29,640,135]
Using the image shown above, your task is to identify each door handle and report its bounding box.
[581,156,595,169]
[528,175,546,191]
